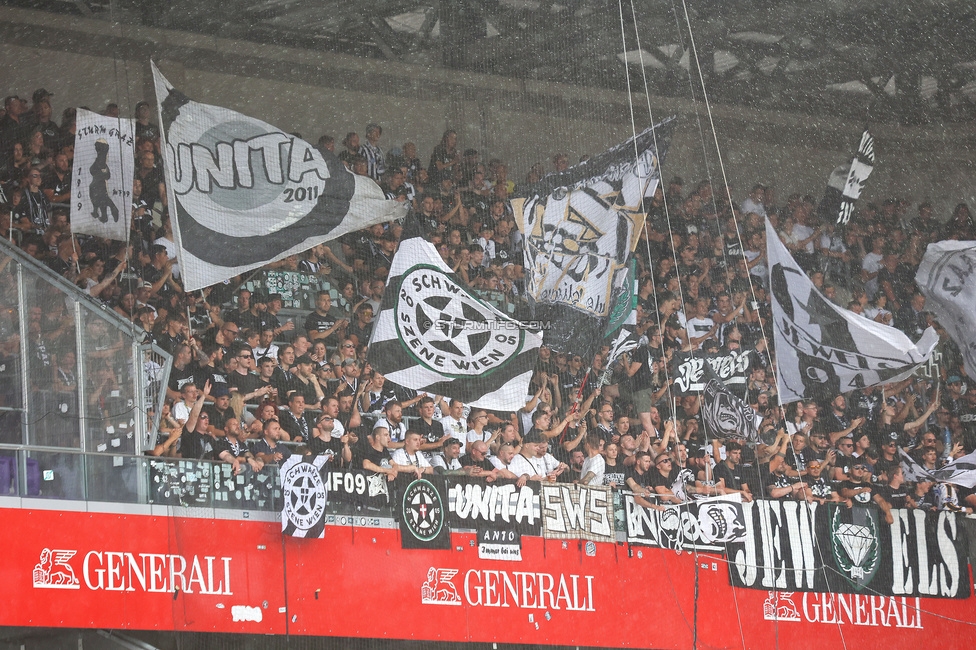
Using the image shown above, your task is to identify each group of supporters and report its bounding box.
[2,86,976,516]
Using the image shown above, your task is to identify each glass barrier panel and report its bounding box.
[25,277,80,448]
[25,450,85,500]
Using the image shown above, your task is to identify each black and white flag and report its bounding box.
[817,129,875,225]
[898,448,935,484]
[152,62,405,291]
[700,362,761,443]
[915,241,976,380]
[367,226,542,411]
[71,109,135,241]
[930,450,976,489]
[511,119,675,356]
[281,454,330,538]
[766,218,938,404]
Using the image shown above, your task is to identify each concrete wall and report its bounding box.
[2,5,974,217]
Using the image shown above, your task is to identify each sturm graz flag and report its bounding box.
[511,118,675,356]
[152,62,405,291]
[368,224,542,411]
[765,218,937,404]
[281,455,330,538]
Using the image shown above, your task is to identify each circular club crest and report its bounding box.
[282,462,327,531]
[402,479,445,542]
[394,265,523,378]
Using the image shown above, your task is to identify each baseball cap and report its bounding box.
[948,375,962,384]
[211,384,230,398]
[32,88,54,104]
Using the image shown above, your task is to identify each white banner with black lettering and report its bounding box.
[766,218,938,404]
[70,109,135,241]
[915,240,976,380]
[540,484,614,542]
[152,62,405,291]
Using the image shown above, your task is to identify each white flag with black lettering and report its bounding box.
[367,224,542,411]
[152,62,405,291]
[915,241,976,380]
[70,109,135,241]
[766,218,938,404]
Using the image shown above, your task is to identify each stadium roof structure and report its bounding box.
[36,0,976,126]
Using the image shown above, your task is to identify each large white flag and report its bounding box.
[766,218,938,403]
[152,62,405,291]
[70,109,135,241]
[915,241,976,380]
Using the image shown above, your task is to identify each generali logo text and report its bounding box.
[422,566,595,611]
[32,548,232,595]
[762,591,923,629]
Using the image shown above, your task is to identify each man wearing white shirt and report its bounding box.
[579,433,607,486]
[740,184,767,219]
[685,298,718,350]
[390,430,432,477]
[466,409,499,455]
[439,399,468,453]
[431,438,464,474]
[507,431,567,481]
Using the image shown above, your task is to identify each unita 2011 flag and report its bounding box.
[915,240,976,380]
[70,109,135,242]
[368,222,542,411]
[151,61,405,291]
[766,218,937,404]
[511,118,675,356]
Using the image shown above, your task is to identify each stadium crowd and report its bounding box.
[2,86,976,515]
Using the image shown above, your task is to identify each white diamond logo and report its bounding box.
[836,523,872,578]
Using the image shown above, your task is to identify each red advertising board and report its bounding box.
[2,507,974,648]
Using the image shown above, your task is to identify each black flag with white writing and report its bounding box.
[817,129,875,225]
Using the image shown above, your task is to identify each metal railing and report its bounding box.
[0,238,173,503]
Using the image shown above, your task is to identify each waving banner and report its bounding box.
[511,119,675,356]
[671,350,751,397]
[152,62,405,291]
[766,218,937,404]
[817,128,875,225]
[368,221,542,411]
[915,240,976,380]
[71,109,135,241]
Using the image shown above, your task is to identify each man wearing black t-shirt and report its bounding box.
[625,451,656,506]
[305,291,347,349]
[801,460,836,504]
[212,416,263,476]
[713,442,752,501]
[355,426,397,481]
[414,396,447,460]
[179,381,215,460]
[839,462,893,523]
[280,393,314,443]
[459,441,497,479]
[649,453,683,505]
